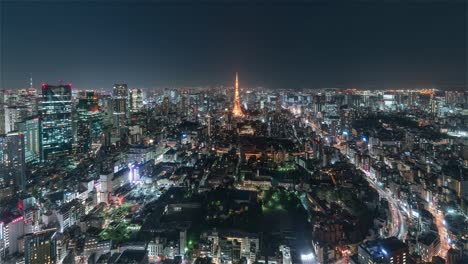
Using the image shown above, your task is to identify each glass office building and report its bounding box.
[76,91,103,155]
[39,84,73,161]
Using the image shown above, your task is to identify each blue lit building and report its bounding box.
[358,237,408,264]
[39,84,73,161]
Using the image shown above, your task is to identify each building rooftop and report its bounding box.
[418,232,440,247]
[109,249,148,264]
[0,212,23,225]
[360,237,407,260]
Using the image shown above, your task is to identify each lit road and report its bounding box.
[362,170,406,240]
[306,119,344,149]
[306,119,327,137]
[428,205,450,258]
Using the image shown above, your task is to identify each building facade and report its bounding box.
[39,84,73,161]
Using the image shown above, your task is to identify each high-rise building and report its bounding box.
[24,229,57,264]
[130,88,143,113]
[0,90,5,135]
[112,84,129,132]
[179,91,187,116]
[76,91,103,155]
[179,230,186,255]
[313,94,324,114]
[275,94,282,114]
[98,93,113,125]
[0,132,26,191]
[206,114,212,138]
[162,96,170,116]
[38,84,73,161]
[17,116,40,163]
[4,105,28,133]
[0,214,24,259]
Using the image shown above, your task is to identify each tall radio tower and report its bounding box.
[232,72,244,117]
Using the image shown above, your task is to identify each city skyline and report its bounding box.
[0,1,467,263]
[1,0,466,90]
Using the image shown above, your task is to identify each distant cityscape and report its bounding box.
[0,73,466,264]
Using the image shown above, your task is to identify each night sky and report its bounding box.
[0,0,466,90]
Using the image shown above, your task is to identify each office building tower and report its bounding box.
[0,132,26,191]
[206,114,212,138]
[38,84,73,161]
[179,91,187,116]
[0,90,4,105]
[17,117,40,162]
[130,88,143,112]
[0,214,24,259]
[112,84,129,131]
[76,91,103,155]
[4,106,20,133]
[98,93,113,125]
[162,96,170,116]
[24,229,57,264]
[4,105,29,133]
[0,90,5,135]
[313,94,324,114]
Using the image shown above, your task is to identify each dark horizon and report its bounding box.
[1,0,466,90]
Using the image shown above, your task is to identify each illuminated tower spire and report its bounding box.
[30,73,33,88]
[235,72,239,96]
[232,72,244,117]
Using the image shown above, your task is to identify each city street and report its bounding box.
[428,205,451,258]
[363,172,407,240]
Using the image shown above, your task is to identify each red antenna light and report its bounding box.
[41,83,47,89]
[68,83,73,87]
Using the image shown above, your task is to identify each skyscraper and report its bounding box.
[38,84,73,161]
[4,105,28,133]
[179,91,187,116]
[76,91,103,155]
[0,214,25,259]
[0,132,26,191]
[232,72,244,117]
[112,84,129,132]
[162,96,170,116]
[17,116,40,162]
[0,90,5,135]
[130,88,143,113]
